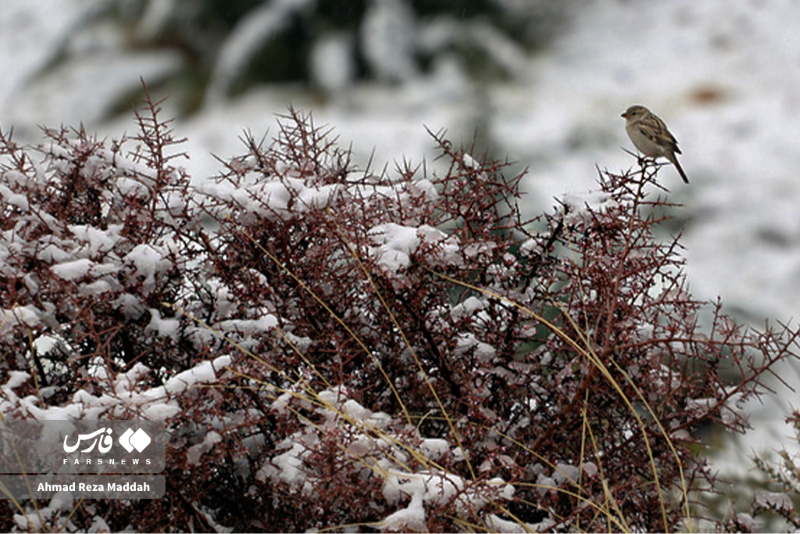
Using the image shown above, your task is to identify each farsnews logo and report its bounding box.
[119,428,152,453]
[63,426,152,454]
[0,420,165,475]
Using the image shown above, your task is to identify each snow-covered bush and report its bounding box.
[0,92,207,388]
[741,411,800,531]
[1,98,799,531]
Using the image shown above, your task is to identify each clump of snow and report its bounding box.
[342,398,374,421]
[454,333,496,364]
[186,431,223,465]
[368,222,459,274]
[553,462,580,486]
[50,258,94,280]
[113,292,147,321]
[69,224,121,256]
[581,461,599,478]
[0,355,231,422]
[217,314,279,337]
[123,244,171,293]
[379,493,426,532]
[259,387,516,527]
[450,296,486,322]
[755,490,795,514]
[732,513,759,532]
[419,438,449,461]
[269,440,309,486]
[369,223,423,272]
[146,308,181,339]
[0,182,29,210]
[163,356,230,395]
[561,189,616,227]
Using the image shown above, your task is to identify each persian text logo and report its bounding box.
[63,427,152,454]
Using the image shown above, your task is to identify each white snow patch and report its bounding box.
[186,431,223,466]
[51,258,94,280]
[379,493,426,532]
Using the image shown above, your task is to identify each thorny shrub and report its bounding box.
[0,92,799,532]
[744,409,800,531]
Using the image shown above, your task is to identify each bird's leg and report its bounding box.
[636,153,652,167]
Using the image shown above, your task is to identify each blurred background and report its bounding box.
[4,0,800,488]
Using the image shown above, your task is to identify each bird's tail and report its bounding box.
[670,154,690,184]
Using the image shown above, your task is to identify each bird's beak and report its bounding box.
[621,112,627,118]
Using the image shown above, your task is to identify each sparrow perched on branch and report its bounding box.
[621,105,689,184]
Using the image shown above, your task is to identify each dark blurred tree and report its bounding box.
[91,0,578,112]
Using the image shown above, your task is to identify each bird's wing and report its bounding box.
[639,117,680,153]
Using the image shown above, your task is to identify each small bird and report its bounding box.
[621,105,689,184]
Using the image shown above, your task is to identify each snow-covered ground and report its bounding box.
[3,0,800,478]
